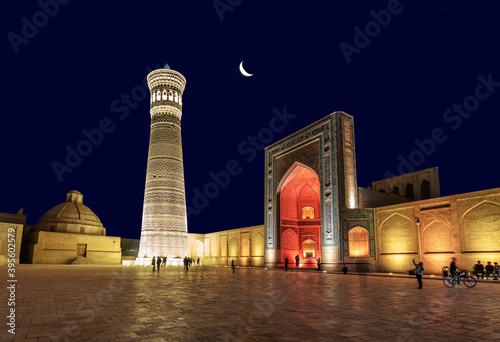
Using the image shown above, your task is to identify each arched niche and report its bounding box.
[380,213,417,254]
[228,236,239,257]
[302,239,316,258]
[405,183,414,199]
[220,235,227,257]
[240,234,249,257]
[277,163,320,221]
[251,233,264,256]
[423,221,453,253]
[277,162,321,263]
[462,201,500,251]
[348,226,369,257]
[195,240,204,257]
[302,206,314,219]
[420,180,431,199]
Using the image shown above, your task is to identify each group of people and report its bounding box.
[183,256,200,271]
[412,257,500,289]
[151,256,202,271]
[282,255,343,272]
[473,260,500,280]
[283,255,306,271]
[151,256,167,271]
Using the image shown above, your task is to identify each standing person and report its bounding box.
[164,256,167,267]
[231,259,235,273]
[342,264,348,274]
[412,259,424,289]
[317,257,321,271]
[156,256,162,271]
[197,258,200,266]
[284,256,289,271]
[295,255,300,268]
[152,256,156,271]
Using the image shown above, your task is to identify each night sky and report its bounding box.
[2,1,499,239]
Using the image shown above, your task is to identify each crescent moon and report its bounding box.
[239,61,253,77]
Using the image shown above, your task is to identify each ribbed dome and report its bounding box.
[35,191,103,229]
[37,202,102,227]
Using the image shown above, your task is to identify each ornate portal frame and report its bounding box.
[264,112,358,270]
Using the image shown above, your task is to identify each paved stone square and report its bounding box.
[2,265,500,341]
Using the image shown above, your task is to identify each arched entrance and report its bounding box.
[277,162,321,267]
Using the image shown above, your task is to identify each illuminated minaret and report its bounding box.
[138,63,188,263]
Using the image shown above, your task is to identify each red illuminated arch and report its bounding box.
[277,162,321,267]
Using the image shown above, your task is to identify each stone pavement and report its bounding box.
[1,265,500,342]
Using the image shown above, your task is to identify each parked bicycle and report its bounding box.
[443,270,476,288]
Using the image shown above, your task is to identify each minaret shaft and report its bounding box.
[138,66,188,261]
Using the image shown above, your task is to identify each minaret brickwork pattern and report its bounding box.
[138,64,188,259]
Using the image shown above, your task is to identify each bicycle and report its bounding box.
[443,271,476,288]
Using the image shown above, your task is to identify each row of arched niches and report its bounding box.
[150,88,183,105]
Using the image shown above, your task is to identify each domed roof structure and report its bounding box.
[32,191,105,235]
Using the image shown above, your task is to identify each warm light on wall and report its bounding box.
[387,254,408,268]
[303,239,316,258]
[301,206,314,219]
[348,193,356,209]
[348,227,369,257]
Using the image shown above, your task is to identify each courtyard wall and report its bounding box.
[375,187,500,274]
[24,231,121,264]
[188,225,265,267]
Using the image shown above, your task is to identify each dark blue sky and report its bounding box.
[2,1,499,239]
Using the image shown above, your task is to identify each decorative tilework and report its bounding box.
[138,68,189,259]
[341,208,376,258]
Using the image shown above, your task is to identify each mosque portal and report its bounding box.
[264,112,360,271]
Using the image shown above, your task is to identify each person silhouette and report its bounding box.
[295,255,300,268]
[156,256,162,271]
[317,257,321,271]
[284,256,289,271]
[231,259,235,273]
[151,256,156,271]
[413,258,424,289]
